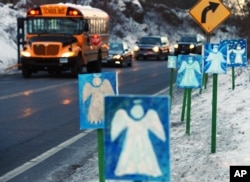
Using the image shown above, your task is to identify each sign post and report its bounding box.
[167,55,177,111]
[176,55,203,134]
[181,89,187,122]
[190,0,231,153]
[211,74,218,153]
[78,72,118,181]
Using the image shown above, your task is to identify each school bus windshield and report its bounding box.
[27,17,84,35]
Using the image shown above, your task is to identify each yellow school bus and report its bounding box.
[17,3,109,77]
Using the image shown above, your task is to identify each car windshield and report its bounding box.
[180,36,197,42]
[139,37,161,45]
[110,43,123,51]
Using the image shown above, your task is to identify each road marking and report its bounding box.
[153,87,168,95]
[0,130,93,182]
[0,81,77,101]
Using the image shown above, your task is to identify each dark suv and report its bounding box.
[174,34,205,55]
[134,36,170,60]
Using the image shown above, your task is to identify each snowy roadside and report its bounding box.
[41,66,250,182]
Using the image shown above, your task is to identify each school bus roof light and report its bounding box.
[67,7,81,16]
[28,8,41,16]
[68,10,79,16]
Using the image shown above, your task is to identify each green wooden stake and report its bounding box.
[232,67,235,90]
[169,68,174,111]
[97,129,105,182]
[181,89,187,122]
[211,74,218,153]
[204,73,208,89]
[186,88,192,135]
[200,73,208,94]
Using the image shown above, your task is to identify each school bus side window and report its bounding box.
[89,19,95,34]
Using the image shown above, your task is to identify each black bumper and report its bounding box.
[21,57,77,71]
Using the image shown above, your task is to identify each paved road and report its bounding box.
[0,59,176,181]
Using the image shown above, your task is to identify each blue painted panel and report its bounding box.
[78,72,118,129]
[176,55,203,89]
[221,38,247,67]
[167,55,177,68]
[104,95,170,181]
[204,43,227,74]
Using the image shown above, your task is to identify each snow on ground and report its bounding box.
[54,66,250,182]
[169,67,250,181]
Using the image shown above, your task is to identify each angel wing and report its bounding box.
[111,109,130,141]
[192,61,201,74]
[145,109,166,141]
[100,79,115,95]
[83,82,93,102]
[233,48,245,54]
[178,61,188,73]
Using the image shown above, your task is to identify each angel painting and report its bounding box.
[110,99,166,177]
[177,55,202,88]
[204,44,227,74]
[232,44,245,64]
[83,74,115,124]
[221,39,247,67]
[78,72,117,129]
[104,96,170,181]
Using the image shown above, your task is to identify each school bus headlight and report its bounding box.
[153,46,160,52]
[62,52,75,57]
[134,46,139,51]
[21,51,31,57]
[189,44,195,49]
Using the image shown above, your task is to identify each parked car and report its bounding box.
[174,34,205,55]
[102,41,133,67]
[134,36,170,60]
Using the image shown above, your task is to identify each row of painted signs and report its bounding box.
[78,72,170,181]
[77,38,247,181]
[168,39,247,89]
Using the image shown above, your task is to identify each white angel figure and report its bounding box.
[233,44,245,64]
[178,57,201,87]
[111,100,166,177]
[83,74,114,124]
[205,44,226,74]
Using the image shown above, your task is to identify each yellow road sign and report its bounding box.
[189,0,231,33]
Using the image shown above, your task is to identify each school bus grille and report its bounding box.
[33,44,60,56]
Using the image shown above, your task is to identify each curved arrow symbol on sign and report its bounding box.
[201,2,219,23]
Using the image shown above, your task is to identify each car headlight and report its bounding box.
[62,52,75,57]
[134,45,140,51]
[174,44,179,49]
[189,44,195,49]
[21,51,31,57]
[113,54,122,59]
[152,46,160,52]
